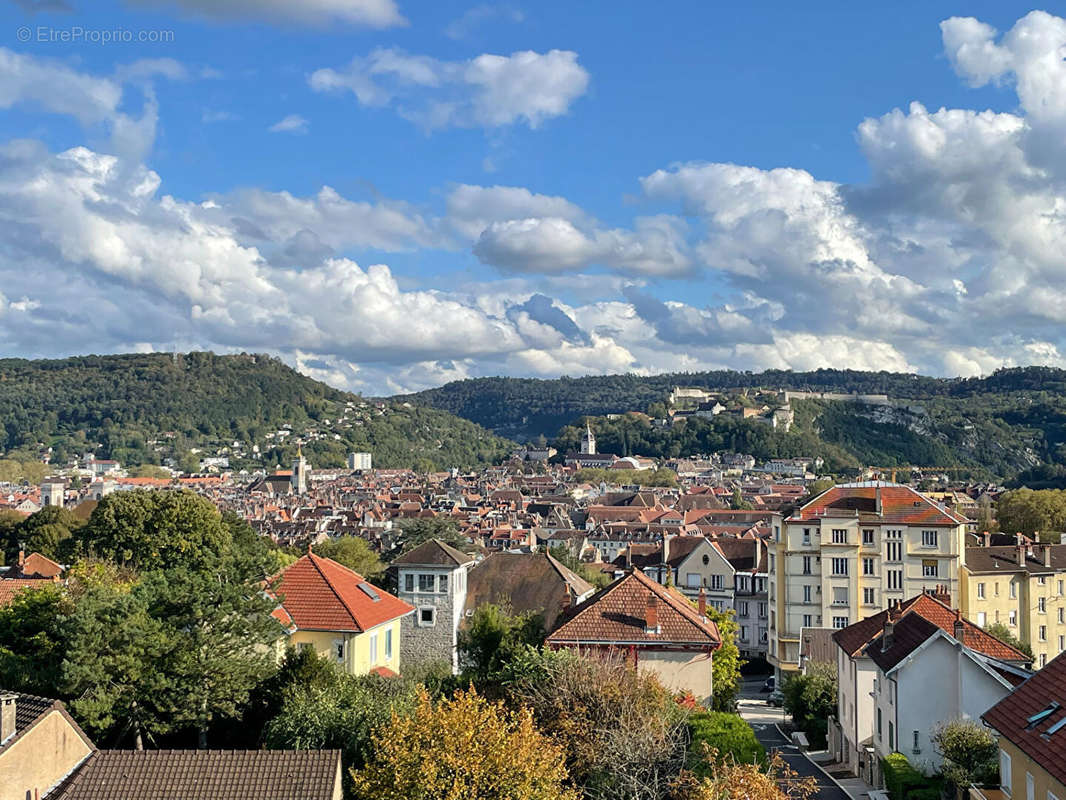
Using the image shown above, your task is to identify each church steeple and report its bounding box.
[291,443,308,495]
[580,421,596,455]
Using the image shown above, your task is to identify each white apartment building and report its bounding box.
[768,482,968,678]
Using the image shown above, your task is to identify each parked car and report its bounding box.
[766,688,784,707]
[761,677,775,693]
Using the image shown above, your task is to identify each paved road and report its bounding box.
[737,677,850,800]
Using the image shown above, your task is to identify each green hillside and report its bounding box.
[399,368,1066,479]
[0,353,512,472]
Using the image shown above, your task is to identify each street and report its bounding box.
[737,678,851,800]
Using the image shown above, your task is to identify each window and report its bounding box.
[439,573,448,593]
[1038,597,1046,613]
[1040,653,1047,667]
[369,633,378,664]
[802,528,811,546]
[802,556,812,575]
[385,628,393,660]
[977,611,987,627]
[1061,607,1065,624]
[833,616,849,629]
[886,529,903,562]
[738,601,749,616]
[297,642,313,653]
[1027,772,1034,800]
[418,574,434,592]
[333,639,345,663]
[769,554,775,571]
[922,530,938,548]
[1039,625,1047,642]
[832,528,847,544]
[1000,749,1012,795]
[1060,635,1065,651]
[686,572,700,588]
[863,529,875,546]
[889,721,895,752]
[740,625,749,641]
[833,587,848,606]
[887,569,903,590]
[404,573,414,592]
[1059,579,1064,596]
[877,708,883,740]
[1039,576,1047,586]
[864,587,876,605]
[912,730,920,754]
[1011,582,1017,599]
[758,602,767,617]
[1009,610,1017,626]
[863,557,875,576]
[995,582,1001,597]
[978,582,986,599]
[803,614,813,627]
[711,575,724,590]
[922,559,938,578]
[418,607,436,627]
[803,585,812,603]
[832,558,848,576]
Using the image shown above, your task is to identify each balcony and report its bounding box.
[968,786,1007,800]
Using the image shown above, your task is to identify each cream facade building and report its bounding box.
[769,482,968,677]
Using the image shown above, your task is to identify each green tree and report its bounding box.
[730,487,754,511]
[996,488,1066,537]
[0,585,69,696]
[547,544,610,588]
[63,581,172,749]
[351,688,578,800]
[458,603,545,682]
[782,662,837,748]
[74,490,231,571]
[391,517,467,558]
[984,622,1033,660]
[127,464,171,479]
[313,536,384,580]
[703,605,743,712]
[975,495,998,534]
[804,479,835,501]
[932,719,999,789]
[2,505,84,562]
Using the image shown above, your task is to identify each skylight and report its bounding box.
[1026,702,1060,728]
[1044,715,1066,738]
[358,583,380,601]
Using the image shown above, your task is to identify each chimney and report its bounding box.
[982,531,991,547]
[875,485,883,516]
[882,618,895,652]
[662,534,670,566]
[1017,545,1026,567]
[0,693,15,744]
[953,610,964,642]
[698,586,707,617]
[1016,532,1025,547]
[626,542,633,569]
[1044,544,1053,569]
[645,593,660,634]
[17,549,24,567]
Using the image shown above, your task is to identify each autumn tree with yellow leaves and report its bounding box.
[350,687,578,800]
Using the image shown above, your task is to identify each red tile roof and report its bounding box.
[983,650,1066,787]
[547,568,721,647]
[18,552,63,578]
[269,552,413,633]
[0,577,56,606]
[790,483,967,526]
[833,591,1028,664]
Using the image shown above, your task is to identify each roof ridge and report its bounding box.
[305,552,364,632]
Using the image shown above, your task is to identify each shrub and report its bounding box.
[687,711,766,776]
[931,718,999,789]
[881,753,924,800]
[782,663,837,749]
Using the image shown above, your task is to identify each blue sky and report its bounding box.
[0,1,1063,393]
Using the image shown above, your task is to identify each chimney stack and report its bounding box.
[645,593,660,634]
[698,586,707,617]
[1017,545,1027,567]
[1044,544,1053,569]
[982,531,991,547]
[0,693,16,744]
[953,610,965,642]
[1016,532,1025,547]
[882,618,895,652]
[17,550,24,567]
[875,485,883,516]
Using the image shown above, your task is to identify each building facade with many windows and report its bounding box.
[768,482,968,677]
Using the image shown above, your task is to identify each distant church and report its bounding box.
[291,445,308,495]
[580,422,596,455]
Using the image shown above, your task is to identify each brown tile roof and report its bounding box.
[269,552,413,633]
[963,544,1066,574]
[0,577,56,606]
[546,568,721,647]
[465,552,594,630]
[390,538,473,566]
[15,552,64,578]
[0,691,94,760]
[983,651,1066,787]
[834,591,1029,664]
[50,749,342,800]
[789,483,967,526]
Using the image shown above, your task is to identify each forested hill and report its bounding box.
[0,353,511,471]
[397,367,1066,480]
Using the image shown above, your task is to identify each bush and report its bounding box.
[905,788,942,800]
[687,711,766,776]
[782,662,837,749]
[882,753,924,800]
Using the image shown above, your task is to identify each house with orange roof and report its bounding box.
[831,589,1030,783]
[268,551,414,677]
[546,568,721,703]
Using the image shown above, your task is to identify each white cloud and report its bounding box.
[268,114,309,134]
[444,4,524,40]
[125,0,405,28]
[310,48,589,130]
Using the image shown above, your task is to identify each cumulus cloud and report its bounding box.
[444,4,524,40]
[125,0,405,28]
[309,48,589,130]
